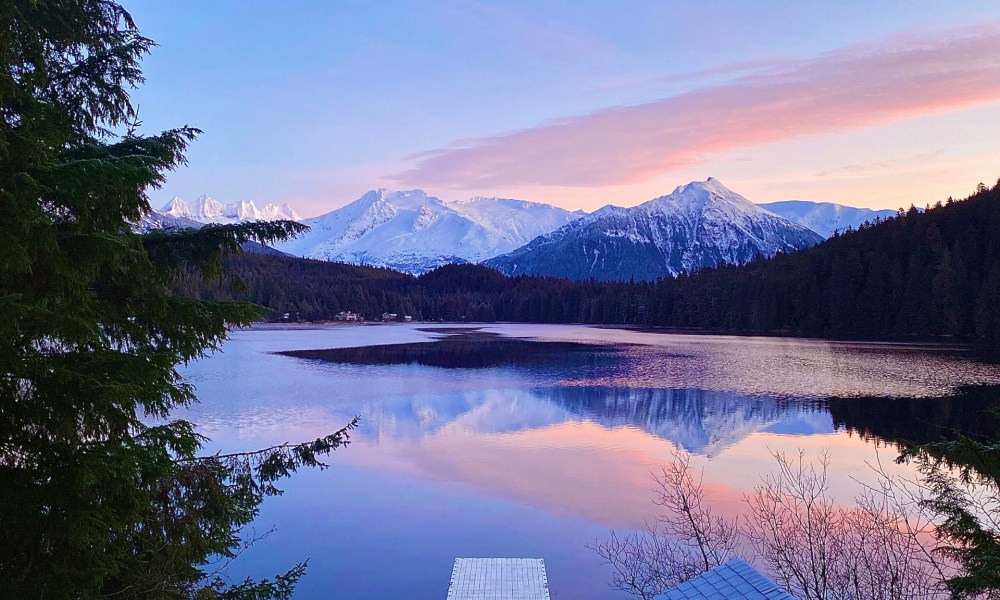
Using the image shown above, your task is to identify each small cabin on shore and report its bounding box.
[335,311,362,322]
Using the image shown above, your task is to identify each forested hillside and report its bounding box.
[178,256,652,324]
[179,180,1000,347]
[651,181,1000,344]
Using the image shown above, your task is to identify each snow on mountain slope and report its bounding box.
[132,209,292,256]
[485,178,824,281]
[273,189,583,274]
[756,200,898,238]
[162,195,300,223]
[132,209,203,232]
[449,197,588,248]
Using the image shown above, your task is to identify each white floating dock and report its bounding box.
[446,558,550,600]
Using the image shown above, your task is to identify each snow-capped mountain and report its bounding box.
[131,210,292,256]
[132,209,203,232]
[448,196,587,240]
[161,195,301,223]
[484,178,823,281]
[756,200,898,238]
[272,189,583,274]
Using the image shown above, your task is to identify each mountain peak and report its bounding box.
[160,195,300,223]
[671,177,737,198]
[162,196,189,213]
[356,188,432,206]
[642,178,755,218]
[486,180,823,281]
[274,190,584,274]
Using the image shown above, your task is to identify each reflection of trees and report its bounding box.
[886,386,1000,598]
[596,387,1000,599]
[280,337,623,370]
[829,385,1000,446]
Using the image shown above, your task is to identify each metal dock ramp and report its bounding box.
[446,558,550,600]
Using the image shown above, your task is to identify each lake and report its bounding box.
[177,323,1000,599]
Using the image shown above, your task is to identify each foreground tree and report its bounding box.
[590,450,740,600]
[0,1,354,597]
[900,425,1000,598]
[743,451,949,600]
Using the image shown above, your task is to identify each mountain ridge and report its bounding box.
[162,195,301,223]
[758,200,897,238]
[147,185,894,277]
[484,178,823,281]
[271,189,583,274]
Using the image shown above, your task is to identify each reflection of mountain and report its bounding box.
[356,389,573,444]
[540,387,831,456]
[349,385,830,456]
[281,333,996,455]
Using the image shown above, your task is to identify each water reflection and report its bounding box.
[277,329,1000,456]
[333,385,831,456]
[830,386,1000,445]
[178,324,1000,600]
[279,329,624,371]
[545,387,832,456]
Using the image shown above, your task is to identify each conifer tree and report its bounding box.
[0,2,355,597]
[900,423,1000,597]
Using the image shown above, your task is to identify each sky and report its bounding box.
[129,1,1000,218]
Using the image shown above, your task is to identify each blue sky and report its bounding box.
[129,1,1000,216]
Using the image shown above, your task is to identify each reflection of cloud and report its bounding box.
[363,422,912,529]
[391,421,673,528]
[392,24,1000,189]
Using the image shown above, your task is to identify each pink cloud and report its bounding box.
[391,24,1000,189]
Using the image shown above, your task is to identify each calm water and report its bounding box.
[177,323,1000,600]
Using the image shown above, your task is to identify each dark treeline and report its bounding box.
[828,385,1000,446]
[175,256,654,324]
[178,180,1000,348]
[654,181,1000,345]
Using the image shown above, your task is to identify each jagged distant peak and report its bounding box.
[160,195,300,223]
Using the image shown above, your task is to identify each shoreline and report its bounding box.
[243,320,977,352]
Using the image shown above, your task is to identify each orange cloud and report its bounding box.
[392,24,1000,189]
